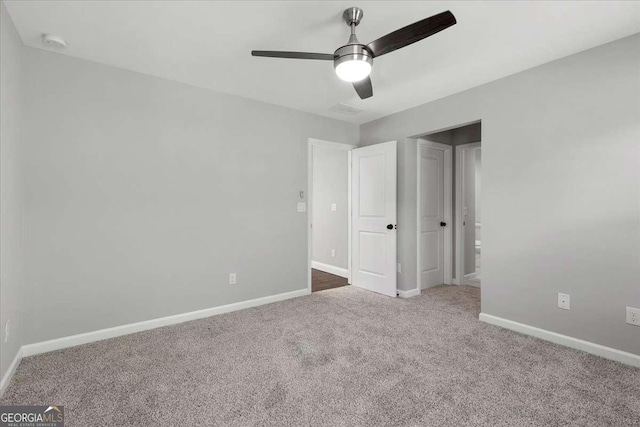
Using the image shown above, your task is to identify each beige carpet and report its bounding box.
[2,285,639,426]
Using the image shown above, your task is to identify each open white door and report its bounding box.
[351,141,397,297]
[419,144,445,288]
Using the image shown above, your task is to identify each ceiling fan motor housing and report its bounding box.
[333,44,373,70]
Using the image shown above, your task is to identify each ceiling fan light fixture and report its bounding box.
[333,44,373,83]
[335,57,372,82]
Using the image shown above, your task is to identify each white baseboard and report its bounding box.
[0,347,23,396]
[398,288,421,298]
[464,273,477,280]
[311,261,348,278]
[22,288,310,358]
[479,313,640,368]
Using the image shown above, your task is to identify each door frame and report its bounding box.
[454,141,481,286]
[307,138,356,294]
[417,140,453,291]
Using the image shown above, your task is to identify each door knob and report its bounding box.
[387,224,394,230]
[440,222,446,227]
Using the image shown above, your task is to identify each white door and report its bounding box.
[351,141,397,297]
[419,145,445,288]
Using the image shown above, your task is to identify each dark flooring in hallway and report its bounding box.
[311,269,348,292]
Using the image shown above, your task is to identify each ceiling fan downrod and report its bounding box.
[343,7,364,45]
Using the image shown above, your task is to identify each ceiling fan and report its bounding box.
[251,8,456,100]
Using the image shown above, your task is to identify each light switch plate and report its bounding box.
[297,202,306,212]
[229,273,237,285]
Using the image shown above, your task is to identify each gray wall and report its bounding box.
[361,34,640,355]
[426,122,481,146]
[21,47,358,344]
[451,123,482,146]
[0,1,25,381]
[312,145,348,270]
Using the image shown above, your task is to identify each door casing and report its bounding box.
[454,141,481,286]
[307,138,356,294]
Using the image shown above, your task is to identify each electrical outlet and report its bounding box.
[331,249,336,258]
[558,293,570,310]
[626,307,640,326]
[331,203,337,212]
[229,273,237,285]
[4,319,10,343]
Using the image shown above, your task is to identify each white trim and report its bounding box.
[311,261,348,278]
[22,288,309,358]
[308,138,355,151]
[464,273,477,280]
[348,150,352,284]
[417,139,453,291]
[308,139,356,293]
[0,347,23,396]
[455,142,481,285]
[418,140,451,151]
[479,313,640,368]
[398,288,421,298]
[443,147,453,284]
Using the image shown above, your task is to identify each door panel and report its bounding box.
[351,141,397,297]
[358,155,386,217]
[358,232,386,275]
[421,231,440,272]
[422,157,440,218]
[419,145,445,288]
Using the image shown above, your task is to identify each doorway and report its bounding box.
[417,122,481,289]
[308,139,353,293]
[307,139,398,297]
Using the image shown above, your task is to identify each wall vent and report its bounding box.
[329,103,363,115]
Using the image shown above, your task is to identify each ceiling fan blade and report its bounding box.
[353,76,373,99]
[251,51,335,60]
[366,11,456,58]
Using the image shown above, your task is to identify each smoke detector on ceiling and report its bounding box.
[42,34,67,49]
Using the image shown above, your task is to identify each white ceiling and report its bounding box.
[5,1,640,124]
